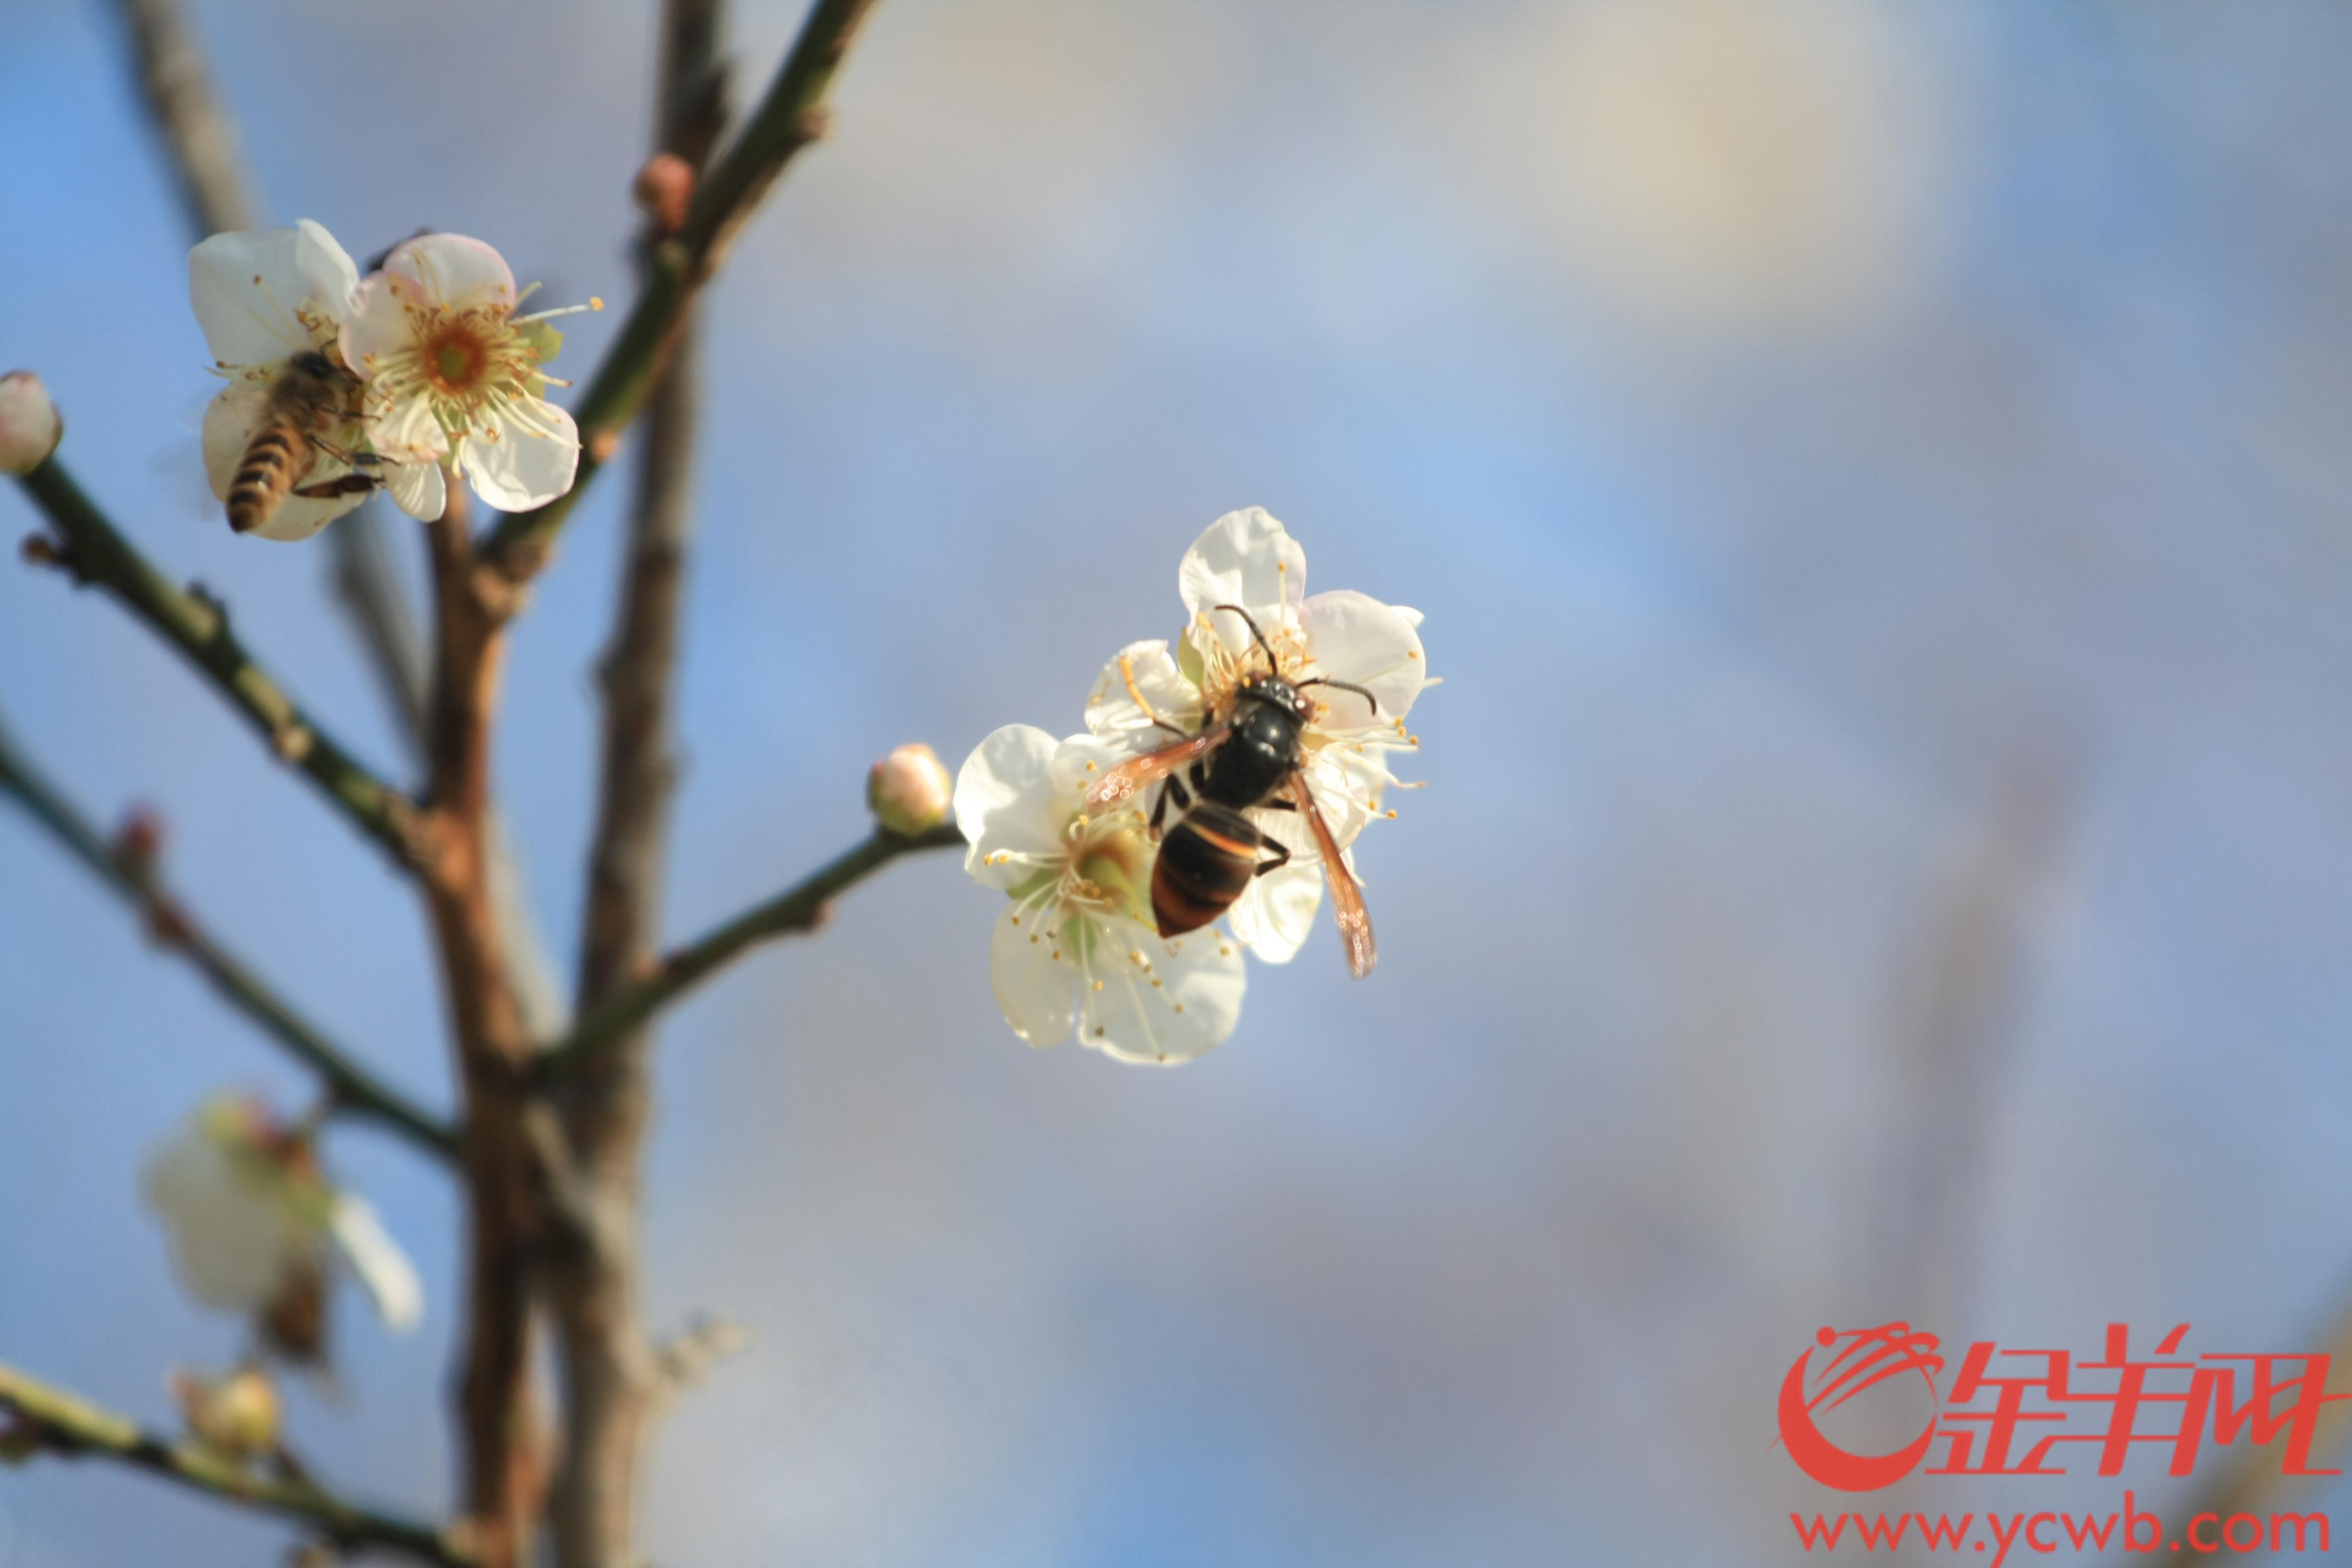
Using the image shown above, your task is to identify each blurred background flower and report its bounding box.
[5,0,2352,1562]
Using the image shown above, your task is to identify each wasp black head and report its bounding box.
[1235,671,1314,725]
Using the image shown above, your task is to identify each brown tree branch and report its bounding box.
[0,709,455,1158]
[480,0,883,586]
[0,1358,471,1566]
[413,487,545,1568]
[533,823,963,1084]
[543,3,728,1561]
[17,458,419,867]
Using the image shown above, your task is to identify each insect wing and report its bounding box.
[1293,774,1375,978]
[1085,724,1226,809]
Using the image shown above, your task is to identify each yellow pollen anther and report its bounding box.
[1386,809,1398,819]
[1095,1026,1106,1037]
[1119,652,1168,730]
[1219,945,1232,956]
[1150,978,1162,988]
[1093,980,1104,991]
[1029,933,1038,944]
[590,297,605,311]
[1010,916,1020,926]
[1173,1004,1184,1014]
[1085,760,1097,771]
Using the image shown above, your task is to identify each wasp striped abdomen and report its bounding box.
[1151,801,1265,937]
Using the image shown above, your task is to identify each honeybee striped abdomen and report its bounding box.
[226,420,314,534]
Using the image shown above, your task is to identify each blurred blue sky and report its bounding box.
[8,0,2352,1562]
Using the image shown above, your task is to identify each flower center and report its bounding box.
[425,323,491,393]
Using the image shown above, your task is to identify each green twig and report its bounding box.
[0,1359,472,1565]
[481,0,881,582]
[14,457,417,866]
[533,821,960,1081]
[0,710,456,1159]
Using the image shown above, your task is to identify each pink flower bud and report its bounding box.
[0,372,61,475]
[868,743,953,836]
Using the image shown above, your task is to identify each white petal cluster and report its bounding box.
[957,726,1246,1064]
[187,221,589,540]
[143,1096,422,1338]
[956,509,1433,1062]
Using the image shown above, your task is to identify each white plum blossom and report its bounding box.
[956,725,1245,1064]
[189,220,380,541]
[340,233,592,514]
[143,1097,423,1338]
[0,370,61,473]
[1085,508,1433,963]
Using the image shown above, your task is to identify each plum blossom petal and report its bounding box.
[990,901,1076,1044]
[957,729,1246,1061]
[1084,640,1205,752]
[1225,861,1322,965]
[1178,507,1307,662]
[455,398,579,511]
[328,1194,422,1333]
[385,232,516,307]
[955,725,1064,890]
[1299,589,1431,731]
[189,220,358,369]
[382,453,448,521]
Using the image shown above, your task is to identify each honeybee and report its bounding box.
[1085,605,1382,978]
[225,350,379,535]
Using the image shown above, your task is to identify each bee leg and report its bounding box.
[1253,837,1292,878]
[1260,796,1297,812]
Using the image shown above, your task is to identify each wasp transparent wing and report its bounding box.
[1085,724,1227,810]
[1293,774,1375,978]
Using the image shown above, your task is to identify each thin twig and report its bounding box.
[16,458,417,865]
[532,823,962,1083]
[105,0,257,236]
[481,0,883,584]
[0,710,455,1158]
[0,1359,471,1566]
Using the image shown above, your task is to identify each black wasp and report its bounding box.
[1085,605,1380,978]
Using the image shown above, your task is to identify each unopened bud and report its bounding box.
[0,372,61,475]
[170,1365,281,1459]
[634,153,696,236]
[867,743,953,836]
[113,805,167,879]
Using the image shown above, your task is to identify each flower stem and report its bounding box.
[532,823,962,1082]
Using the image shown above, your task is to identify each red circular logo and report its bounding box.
[1778,1324,1945,1491]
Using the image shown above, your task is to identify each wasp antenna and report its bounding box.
[1298,677,1379,716]
[1211,603,1278,671]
